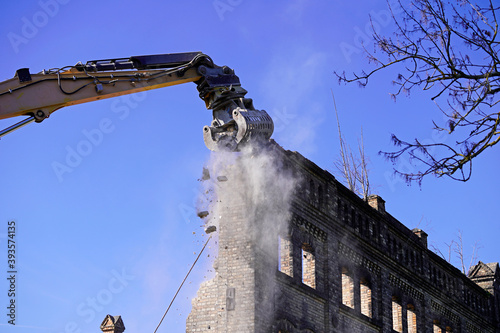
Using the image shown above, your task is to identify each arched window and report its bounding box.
[360,279,372,318]
[302,244,315,288]
[433,320,442,333]
[344,204,348,224]
[278,236,293,277]
[341,268,354,308]
[308,179,317,205]
[318,185,323,208]
[364,217,370,238]
[388,235,393,254]
[392,297,403,332]
[407,304,417,333]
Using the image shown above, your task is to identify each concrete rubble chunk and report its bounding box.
[202,167,210,180]
[205,225,217,234]
[197,211,209,218]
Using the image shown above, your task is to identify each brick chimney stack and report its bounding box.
[367,194,385,214]
[412,228,428,248]
[100,315,125,333]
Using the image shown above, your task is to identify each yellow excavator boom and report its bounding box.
[0,52,273,151]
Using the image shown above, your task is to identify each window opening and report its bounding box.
[407,304,417,333]
[278,236,293,277]
[341,268,354,308]
[301,244,315,288]
[360,279,372,318]
[392,297,403,332]
[433,320,442,333]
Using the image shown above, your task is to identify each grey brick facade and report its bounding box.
[186,141,499,333]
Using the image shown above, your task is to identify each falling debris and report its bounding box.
[205,225,217,234]
[217,176,228,182]
[202,167,210,180]
[197,211,209,218]
[187,142,298,332]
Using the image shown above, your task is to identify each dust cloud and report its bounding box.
[193,140,299,330]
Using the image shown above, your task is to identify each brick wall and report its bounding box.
[187,141,500,333]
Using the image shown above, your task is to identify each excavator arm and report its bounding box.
[0,52,273,151]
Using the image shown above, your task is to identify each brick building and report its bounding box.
[186,142,500,333]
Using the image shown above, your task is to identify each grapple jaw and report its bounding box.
[203,107,274,151]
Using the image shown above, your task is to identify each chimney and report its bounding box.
[100,315,125,333]
[412,228,428,249]
[367,195,385,214]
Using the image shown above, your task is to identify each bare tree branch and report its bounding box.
[335,0,500,183]
[432,229,482,274]
[358,128,371,199]
[332,90,372,199]
[431,240,454,263]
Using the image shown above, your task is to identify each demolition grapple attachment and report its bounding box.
[195,59,274,151]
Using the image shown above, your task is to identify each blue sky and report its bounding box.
[0,1,498,332]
